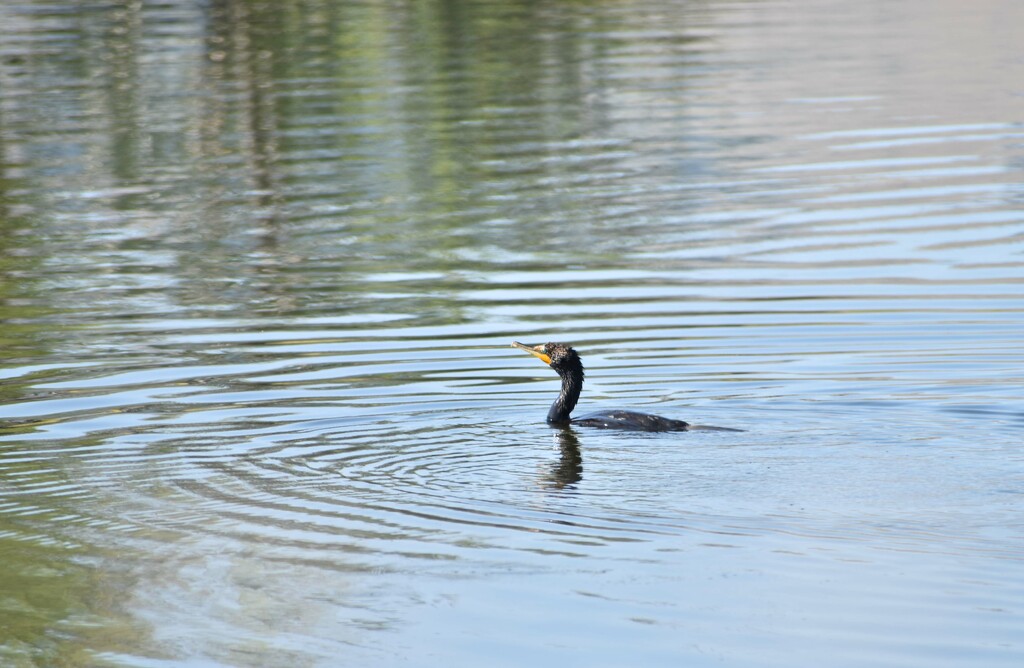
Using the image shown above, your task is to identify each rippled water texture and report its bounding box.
[1,0,1023,665]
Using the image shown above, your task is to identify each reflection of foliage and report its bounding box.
[0,454,146,667]
[0,0,642,327]
[204,0,611,258]
[0,207,51,371]
[0,537,96,666]
[14,0,697,320]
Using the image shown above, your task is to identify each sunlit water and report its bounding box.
[1,0,1022,666]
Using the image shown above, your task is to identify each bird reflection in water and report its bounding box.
[543,427,583,489]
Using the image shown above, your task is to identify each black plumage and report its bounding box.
[512,341,692,432]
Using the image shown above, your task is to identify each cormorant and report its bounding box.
[512,341,695,432]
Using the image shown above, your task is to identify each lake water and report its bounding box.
[1,0,1022,665]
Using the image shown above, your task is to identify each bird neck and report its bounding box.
[547,364,584,424]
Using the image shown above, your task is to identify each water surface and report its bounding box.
[1,0,1022,666]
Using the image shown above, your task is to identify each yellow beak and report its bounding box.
[511,341,552,365]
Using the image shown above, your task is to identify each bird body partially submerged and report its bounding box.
[572,409,691,432]
[512,341,694,432]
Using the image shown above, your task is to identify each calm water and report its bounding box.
[1,0,1023,665]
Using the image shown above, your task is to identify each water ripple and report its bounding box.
[1,0,1023,665]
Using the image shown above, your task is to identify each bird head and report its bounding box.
[512,341,583,377]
